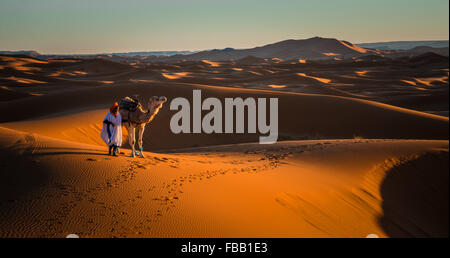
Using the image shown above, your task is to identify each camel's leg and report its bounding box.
[137,125,146,158]
[128,125,136,157]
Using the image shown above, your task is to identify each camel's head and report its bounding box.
[149,96,167,109]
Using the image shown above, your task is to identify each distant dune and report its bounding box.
[137,38,448,62]
[357,40,449,50]
[2,38,448,62]
[152,37,380,62]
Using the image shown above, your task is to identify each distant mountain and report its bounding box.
[0,50,195,59]
[104,51,197,57]
[408,46,449,56]
[357,40,449,50]
[3,38,448,62]
[150,37,379,62]
[0,50,40,57]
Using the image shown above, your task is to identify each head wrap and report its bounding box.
[110,102,119,115]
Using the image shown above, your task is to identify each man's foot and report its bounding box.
[112,146,119,156]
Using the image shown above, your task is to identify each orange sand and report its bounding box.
[202,60,221,67]
[297,73,332,84]
[0,54,448,238]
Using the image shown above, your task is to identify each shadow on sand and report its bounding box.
[379,150,449,238]
[0,146,50,206]
[0,146,109,206]
[31,151,110,157]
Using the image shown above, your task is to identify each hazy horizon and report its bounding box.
[1,37,449,56]
[1,0,448,55]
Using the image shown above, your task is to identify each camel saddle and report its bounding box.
[119,96,141,112]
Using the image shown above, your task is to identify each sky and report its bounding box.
[0,0,448,54]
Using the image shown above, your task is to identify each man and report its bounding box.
[100,102,122,156]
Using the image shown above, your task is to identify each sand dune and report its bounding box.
[0,56,48,72]
[268,84,286,89]
[414,76,448,86]
[0,86,32,101]
[153,37,381,62]
[0,54,448,150]
[202,60,221,67]
[0,125,447,237]
[322,52,340,56]
[2,79,448,152]
[6,76,47,84]
[339,40,368,54]
[297,73,332,84]
[0,53,448,238]
[162,72,191,79]
[355,70,370,76]
[3,53,447,118]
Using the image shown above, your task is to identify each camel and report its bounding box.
[120,96,167,158]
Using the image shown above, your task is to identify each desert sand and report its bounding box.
[0,53,448,238]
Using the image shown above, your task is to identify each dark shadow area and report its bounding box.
[0,145,109,204]
[31,151,109,157]
[379,151,449,237]
[0,147,50,204]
